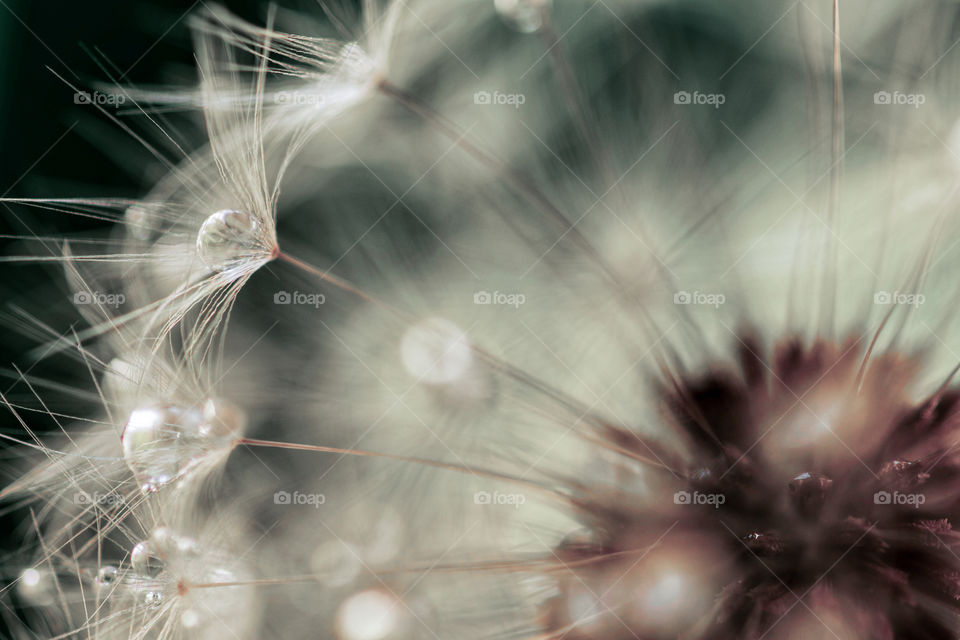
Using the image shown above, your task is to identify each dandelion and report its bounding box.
[7,1,960,639]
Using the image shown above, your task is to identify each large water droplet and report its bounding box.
[494,0,551,33]
[196,209,267,272]
[121,399,243,492]
[122,405,188,490]
[131,541,164,578]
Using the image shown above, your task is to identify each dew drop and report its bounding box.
[494,0,551,33]
[121,399,243,492]
[400,318,472,385]
[122,405,192,490]
[336,589,401,640]
[144,591,164,608]
[96,565,118,587]
[131,541,164,578]
[196,209,266,273]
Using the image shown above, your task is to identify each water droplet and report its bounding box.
[144,591,163,608]
[401,318,472,385]
[494,0,551,33]
[122,405,186,489]
[131,541,164,578]
[196,209,268,273]
[96,565,118,587]
[121,399,243,491]
[336,589,401,640]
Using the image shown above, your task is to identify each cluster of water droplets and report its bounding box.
[121,397,245,493]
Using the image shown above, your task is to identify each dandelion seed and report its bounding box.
[121,398,244,492]
[197,209,274,273]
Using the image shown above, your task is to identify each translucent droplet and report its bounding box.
[494,0,551,33]
[121,399,243,492]
[96,565,118,587]
[400,318,472,385]
[336,589,401,640]
[144,591,164,608]
[131,541,164,578]
[196,209,266,272]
